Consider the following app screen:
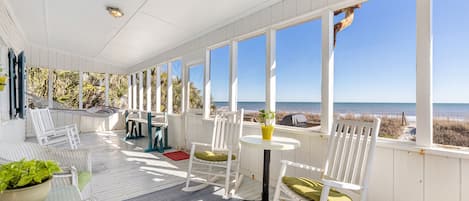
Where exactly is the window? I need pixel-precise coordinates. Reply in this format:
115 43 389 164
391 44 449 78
52 70 79 109
171 60 183 114
333 0 416 140
83 72 105 109
27 67 49 108
276 20 321 128
160 64 168 112
109 74 128 109
188 64 204 110
210 45 230 114
433 0 469 147
237 35 266 122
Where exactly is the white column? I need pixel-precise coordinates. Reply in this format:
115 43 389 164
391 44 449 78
229 41 238 112
79 72 83 109
182 62 188 113
132 73 137 110
203 50 211 118
167 62 173 114
104 73 109 107
48 70 53 108
416 0 433 147
127 74 132 110
266 29 276 114
320 10 334 134
138 71 143 111
146 68 152 112
156 66 161 112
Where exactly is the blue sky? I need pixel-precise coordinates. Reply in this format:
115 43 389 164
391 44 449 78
206 0 469 103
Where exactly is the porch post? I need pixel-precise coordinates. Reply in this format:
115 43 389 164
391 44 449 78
138 71 143 111
266 29 276 115
203 49 211 118
229 41 238 112
146 68 151 112
48 70 53 108
181 61 187 113
104 73 109 106
320 10 334 134
127 74 132 110
132 73 137 110
167 62 173 114
79 71 83 109
156 66 161 112
416 0 433 146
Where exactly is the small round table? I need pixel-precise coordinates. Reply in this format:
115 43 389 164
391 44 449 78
240 135 301 201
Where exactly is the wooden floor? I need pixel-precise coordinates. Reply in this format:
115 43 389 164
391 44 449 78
77 131 267 201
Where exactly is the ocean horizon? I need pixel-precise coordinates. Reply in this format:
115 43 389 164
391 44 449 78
214 102 469 117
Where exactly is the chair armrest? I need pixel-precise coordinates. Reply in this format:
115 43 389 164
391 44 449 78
321 179 362 191
192 142 212 147
281 160 323 173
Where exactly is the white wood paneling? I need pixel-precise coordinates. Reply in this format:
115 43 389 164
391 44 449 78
367 147 394 201
425 155 459 201
394 150 424 201
462 159 469 201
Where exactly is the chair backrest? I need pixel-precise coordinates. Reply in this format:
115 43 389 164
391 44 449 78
322 118 381 188
211 109 244 152
30 108 55 136
150 112 168 125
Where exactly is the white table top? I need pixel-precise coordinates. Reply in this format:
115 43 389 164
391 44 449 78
239 135 300 151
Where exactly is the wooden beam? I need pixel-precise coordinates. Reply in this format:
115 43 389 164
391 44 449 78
203 49 211 118
321 10 334 134
416 0 433 146
138 71 143 111
266 29 276 114
79 71 83 109
229 41 238 112
146 68 151 112
104 73 109 107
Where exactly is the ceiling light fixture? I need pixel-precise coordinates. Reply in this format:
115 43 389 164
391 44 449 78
106 6 124 18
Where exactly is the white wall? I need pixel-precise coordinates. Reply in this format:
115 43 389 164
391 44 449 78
184 115 469 201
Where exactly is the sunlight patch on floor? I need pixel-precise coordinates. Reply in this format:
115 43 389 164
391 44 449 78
121 150 160 159
126 157 179 169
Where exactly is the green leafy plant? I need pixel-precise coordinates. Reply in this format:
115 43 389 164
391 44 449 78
0 159 62 193
258 109 275 126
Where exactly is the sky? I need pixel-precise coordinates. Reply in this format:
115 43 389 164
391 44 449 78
204 0 469 103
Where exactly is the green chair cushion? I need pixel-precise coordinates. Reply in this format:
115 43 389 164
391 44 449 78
78 171 92 191
282 176 352 201
194 151 236 162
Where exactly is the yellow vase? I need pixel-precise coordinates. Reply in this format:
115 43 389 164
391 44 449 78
261 125 274 140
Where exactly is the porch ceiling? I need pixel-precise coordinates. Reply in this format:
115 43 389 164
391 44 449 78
5 0 279 68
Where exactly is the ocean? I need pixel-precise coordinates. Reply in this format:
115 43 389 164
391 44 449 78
214 102 469 117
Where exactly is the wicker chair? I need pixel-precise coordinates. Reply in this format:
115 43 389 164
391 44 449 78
0 143 92 200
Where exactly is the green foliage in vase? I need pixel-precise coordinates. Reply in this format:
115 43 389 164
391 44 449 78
258 109 275 126
0 159 62 193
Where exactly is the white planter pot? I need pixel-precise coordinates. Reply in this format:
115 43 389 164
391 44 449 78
0 178 52 201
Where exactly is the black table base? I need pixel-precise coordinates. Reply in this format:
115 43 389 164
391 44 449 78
262 149 271 201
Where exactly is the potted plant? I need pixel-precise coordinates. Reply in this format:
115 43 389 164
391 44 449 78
258 109 275 140
0 68 7 92
0 159 62 201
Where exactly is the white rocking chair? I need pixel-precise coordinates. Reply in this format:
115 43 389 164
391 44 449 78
273 118 381 201
182 109 244 199
30 108 81 149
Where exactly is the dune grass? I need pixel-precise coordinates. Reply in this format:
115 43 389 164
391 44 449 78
433 119 469 147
